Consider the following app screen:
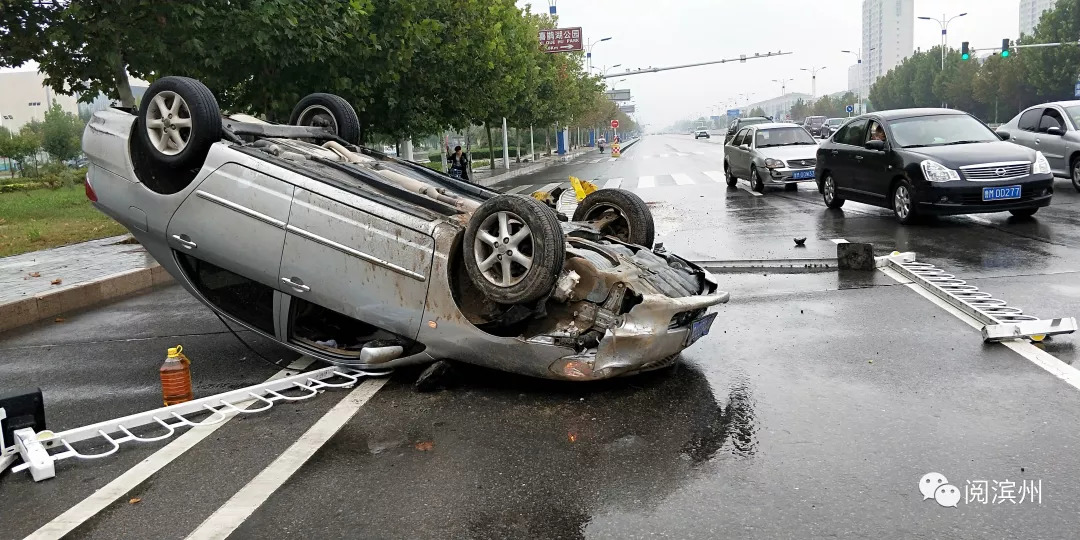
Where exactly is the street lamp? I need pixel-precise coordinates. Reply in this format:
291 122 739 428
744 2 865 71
771 78 794 96
918 12 967 70
841 49 863 113
800 66 826 98
585 37 612 72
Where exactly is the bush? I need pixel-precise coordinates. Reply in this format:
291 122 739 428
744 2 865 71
0 166 86 192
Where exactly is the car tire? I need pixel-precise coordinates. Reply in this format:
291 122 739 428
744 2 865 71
724 161 738 186
822 174 845 208
289 93 361 145
135 76 221 170
750 166 765 192
572 188 655 248
464 195 565 305
1009 208 1039 218
891 179 919 225
1072 156 1080 193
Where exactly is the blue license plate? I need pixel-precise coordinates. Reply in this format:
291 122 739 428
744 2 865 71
791 170 815 180
686 312 718 346
982 185 1021 201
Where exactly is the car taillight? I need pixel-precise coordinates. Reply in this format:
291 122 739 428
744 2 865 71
85 174 97 202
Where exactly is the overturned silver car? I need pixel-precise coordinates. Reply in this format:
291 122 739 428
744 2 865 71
82 76 728 381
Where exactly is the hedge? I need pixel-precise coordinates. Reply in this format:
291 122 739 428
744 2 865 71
428 148 523 162
0 168 87 193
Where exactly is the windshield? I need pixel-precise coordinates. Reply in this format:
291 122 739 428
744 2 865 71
1064 106 1080 130
755 127 817 148
828 119 845 126
888 114 999 148
742 118 769 126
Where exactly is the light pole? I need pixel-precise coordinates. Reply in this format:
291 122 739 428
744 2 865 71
841 49 863 113
771 78 794 96
585 37 612 72
800 66 826 99
918 12 967 71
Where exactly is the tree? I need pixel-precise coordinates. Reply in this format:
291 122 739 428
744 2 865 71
41 102 84 162
748 107 766 117
0 126 42 177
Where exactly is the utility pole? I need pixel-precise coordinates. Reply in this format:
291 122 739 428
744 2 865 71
771 78 793 96
585 37 612 73
800 66 826 98
501 117 510 170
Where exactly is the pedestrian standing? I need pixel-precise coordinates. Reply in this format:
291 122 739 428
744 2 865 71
447 145 470 181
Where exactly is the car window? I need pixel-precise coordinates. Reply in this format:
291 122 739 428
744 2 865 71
888 114 999 148
1018 108 1043 132
755 127 817 147
1040 109 1065 132
732 128 749 146
837 118 868 146
866 120 887 144
1063 105 1080 131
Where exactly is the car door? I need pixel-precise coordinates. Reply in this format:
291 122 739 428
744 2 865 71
726 128 748 175
1037 107 1068 173
278 184 436 341
734 128 754 175
166 162 294 335
827 117 869 198
1010 107 1043 149
849 118 892 202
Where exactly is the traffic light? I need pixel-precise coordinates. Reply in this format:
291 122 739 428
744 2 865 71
1001 38 1011 57
961 42 970 61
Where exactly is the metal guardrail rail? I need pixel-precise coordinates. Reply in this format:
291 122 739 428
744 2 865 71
3 366 388 482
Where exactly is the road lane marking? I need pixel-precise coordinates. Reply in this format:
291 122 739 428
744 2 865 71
672 173 694 185
659 153 670 158
505 184 535 194
607 157 617 162
638 176 656 189
879 267 1080 393
603 178 623 189
538 182 561 193
831 238 849 244
737 183 762 197
675 152 688 157
25 357 317 540
966 215 992 225
703 171 726 183
186 377 389 540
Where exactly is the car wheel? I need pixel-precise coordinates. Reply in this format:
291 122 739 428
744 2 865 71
892 180 918 224
1072 157 1080 193
135 76 221 170
572 188 655 248
822 174 845 208
750 166 765 192
1009 208 1039 218
464 195 565 304
289 93 361 145
724 161 738 186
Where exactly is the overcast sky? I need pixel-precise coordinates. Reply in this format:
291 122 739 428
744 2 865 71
520 0 1022 128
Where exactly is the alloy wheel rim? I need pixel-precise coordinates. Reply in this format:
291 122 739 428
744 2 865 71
473 211 534 287
825 177 834 202
895 186 910 218
145 91 192 156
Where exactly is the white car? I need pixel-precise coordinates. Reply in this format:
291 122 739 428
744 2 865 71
694 129 710 139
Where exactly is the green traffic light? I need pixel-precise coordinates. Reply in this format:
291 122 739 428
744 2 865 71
962 53 970 60
1001 50 1010 57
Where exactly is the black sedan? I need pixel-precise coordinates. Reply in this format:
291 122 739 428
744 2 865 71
815 109 1054 224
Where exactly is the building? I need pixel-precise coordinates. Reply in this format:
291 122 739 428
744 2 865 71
860 0 914 101
740 93 814 122
0 71 80 132
1020 0 1056 37
848 63 862 95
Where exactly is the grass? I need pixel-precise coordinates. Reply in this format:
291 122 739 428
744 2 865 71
0 185 128 257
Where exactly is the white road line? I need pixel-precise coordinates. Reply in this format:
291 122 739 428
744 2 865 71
505 184 535 194
186 377 388 540
26 357 317 540
831 238 850 244
603 178 623 189
672 173 694 185
703 171 726 183
638 176 656 189
966 215 992 225
879 266 1080 393
659 153 670 158
607 157 617 162
737 183 762 197
538 182 561 193
692 151 706 155
675 152 688 157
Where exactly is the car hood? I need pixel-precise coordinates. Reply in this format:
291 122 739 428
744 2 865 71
755 145 819 162
904 141 1036 167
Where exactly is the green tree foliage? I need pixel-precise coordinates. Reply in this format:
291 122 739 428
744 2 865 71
748 107 766 117
0 125 43 177
41 103 84 162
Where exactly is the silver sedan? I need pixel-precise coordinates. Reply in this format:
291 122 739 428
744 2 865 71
723 123 819 192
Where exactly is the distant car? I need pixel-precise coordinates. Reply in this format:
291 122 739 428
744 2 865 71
819 118 847 139
694 128 711 139
724 117 772 143
997 100 1080 192
723 123 819 192
803 116 827 136
816 109 1053 224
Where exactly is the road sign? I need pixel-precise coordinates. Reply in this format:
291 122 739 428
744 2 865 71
1074 81 1080 98
603 89 631 101
619 104 636 114
611 119 620 129
539 27 583 53
726 109 740 118
846 105 855 113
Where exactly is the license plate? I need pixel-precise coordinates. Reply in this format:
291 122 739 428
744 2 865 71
791 170 815 180
982 185 1021 201
686 312 718 346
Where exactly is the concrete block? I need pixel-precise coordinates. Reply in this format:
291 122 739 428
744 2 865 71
837 242 875 271
0 297 40 333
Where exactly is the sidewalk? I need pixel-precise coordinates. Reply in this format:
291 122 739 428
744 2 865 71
470 146 594 187
0 235 170 333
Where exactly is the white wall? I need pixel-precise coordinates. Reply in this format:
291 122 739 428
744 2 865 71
1019 0 1056 37
861 0 914 100
0 71 80 132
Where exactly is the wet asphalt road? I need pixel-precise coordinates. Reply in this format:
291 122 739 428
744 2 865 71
3 134 1080 538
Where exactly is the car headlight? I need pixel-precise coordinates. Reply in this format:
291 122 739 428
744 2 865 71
764 158 785 169
920 160 960 182
1033 151 1052 175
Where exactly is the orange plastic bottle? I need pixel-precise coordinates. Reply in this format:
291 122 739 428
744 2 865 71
160 345 193 406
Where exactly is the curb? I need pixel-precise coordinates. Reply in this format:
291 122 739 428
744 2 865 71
476 149 592 188
0 265 173 334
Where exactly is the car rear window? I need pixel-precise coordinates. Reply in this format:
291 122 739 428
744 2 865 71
755 127 817 147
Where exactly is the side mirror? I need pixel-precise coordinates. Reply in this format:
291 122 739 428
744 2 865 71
864 139 886 151
1046 126 1065 136
997 131 1012 141
739 144 750 151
